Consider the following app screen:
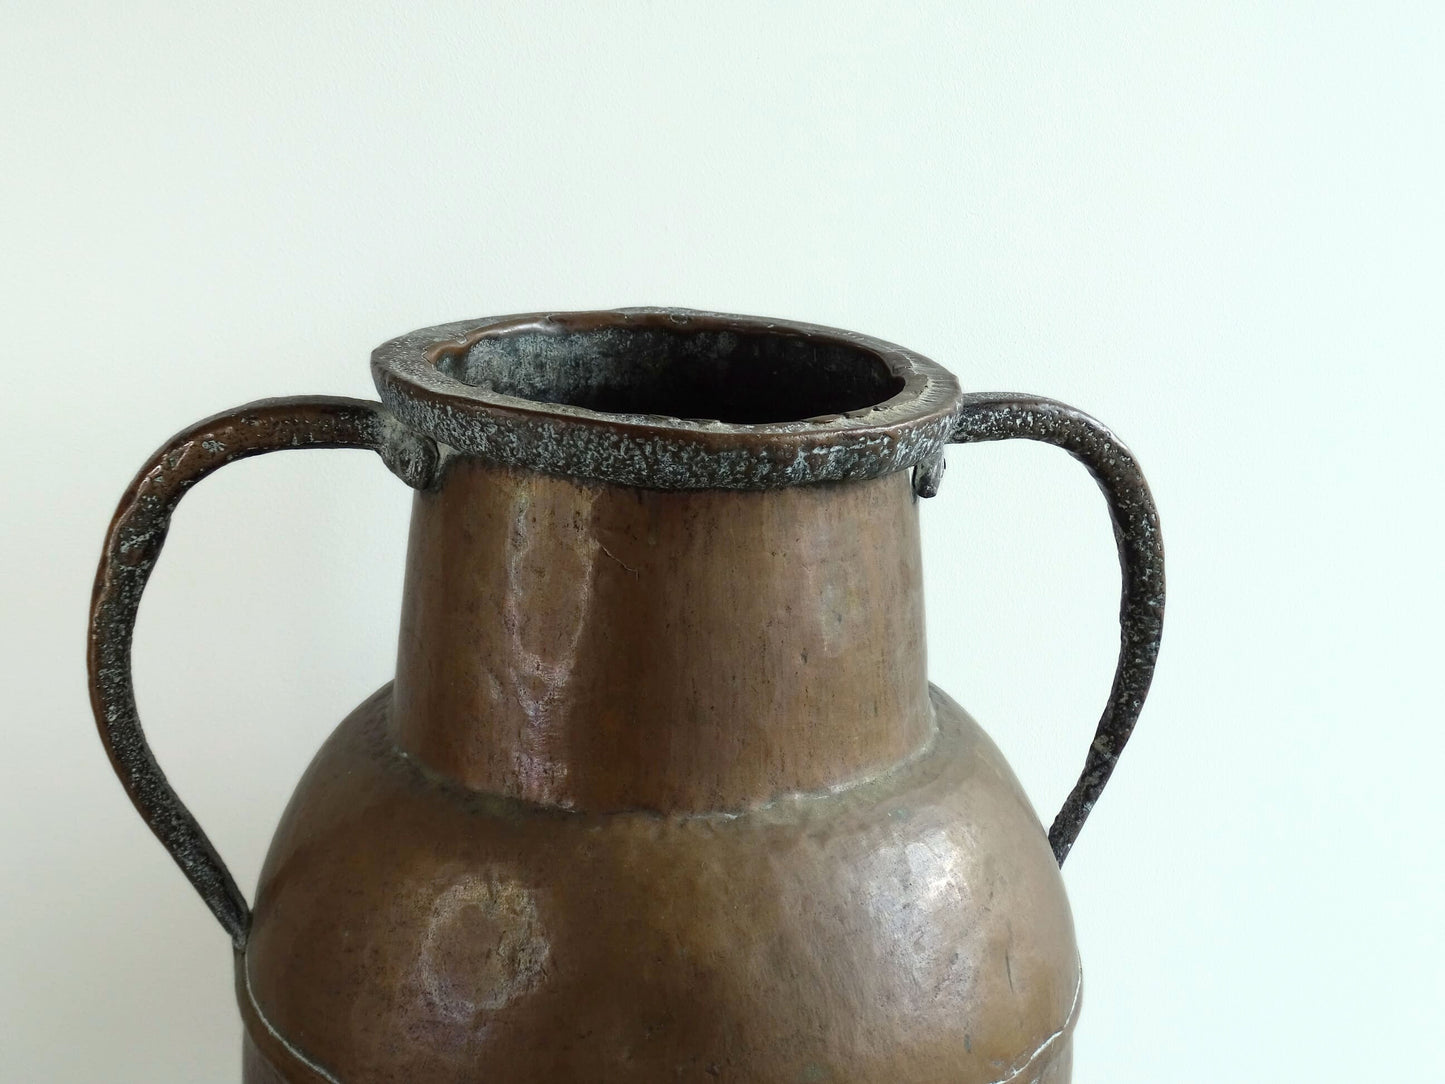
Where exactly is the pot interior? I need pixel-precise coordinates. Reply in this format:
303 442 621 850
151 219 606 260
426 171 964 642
437 324 905 424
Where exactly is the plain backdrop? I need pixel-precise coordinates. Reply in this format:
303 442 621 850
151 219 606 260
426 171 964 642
3 2 1441 1080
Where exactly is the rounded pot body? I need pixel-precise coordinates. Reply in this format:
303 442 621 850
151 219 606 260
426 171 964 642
240 687 1077 1083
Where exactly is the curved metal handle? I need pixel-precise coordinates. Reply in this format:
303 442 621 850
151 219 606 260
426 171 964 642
87 396 438 948
946 394 1165 866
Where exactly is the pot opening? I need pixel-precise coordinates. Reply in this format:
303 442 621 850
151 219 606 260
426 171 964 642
436 323 906 424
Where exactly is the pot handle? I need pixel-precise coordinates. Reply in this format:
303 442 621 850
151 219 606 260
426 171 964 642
87 396 438 948
934 394 1165 867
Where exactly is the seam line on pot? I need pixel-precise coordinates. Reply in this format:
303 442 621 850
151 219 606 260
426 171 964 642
389 698 942 821
680 708 943 822
244 953 344 1083
984 964 1083 1084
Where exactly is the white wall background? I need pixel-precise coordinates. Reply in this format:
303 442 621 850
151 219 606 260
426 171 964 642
3 2 1441 1080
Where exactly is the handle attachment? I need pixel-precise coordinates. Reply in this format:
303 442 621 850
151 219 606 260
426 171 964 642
87 396 439 948
947 394 1165 866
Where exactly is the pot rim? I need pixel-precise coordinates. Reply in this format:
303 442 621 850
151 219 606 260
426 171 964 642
372 307 962 491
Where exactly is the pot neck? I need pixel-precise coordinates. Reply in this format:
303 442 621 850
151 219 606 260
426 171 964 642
390 456 933 814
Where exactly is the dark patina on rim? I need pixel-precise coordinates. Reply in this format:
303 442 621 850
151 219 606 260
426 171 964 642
371 308 962 490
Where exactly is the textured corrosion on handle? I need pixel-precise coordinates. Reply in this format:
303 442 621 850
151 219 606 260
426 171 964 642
949 394 1165 866
87 396 438 948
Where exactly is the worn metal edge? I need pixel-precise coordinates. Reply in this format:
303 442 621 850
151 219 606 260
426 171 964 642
371 308 963 491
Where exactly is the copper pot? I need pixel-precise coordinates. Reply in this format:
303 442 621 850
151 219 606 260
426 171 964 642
88 310 1164 1083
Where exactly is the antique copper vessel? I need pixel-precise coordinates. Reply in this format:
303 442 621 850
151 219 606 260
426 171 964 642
88 309 1164 1082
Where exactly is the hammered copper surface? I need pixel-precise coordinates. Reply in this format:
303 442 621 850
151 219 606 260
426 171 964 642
236 462 1077 1079
245 686 1078 1082
392 460 933 811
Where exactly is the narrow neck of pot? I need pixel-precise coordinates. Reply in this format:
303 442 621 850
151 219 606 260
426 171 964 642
390 455 934 814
